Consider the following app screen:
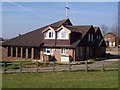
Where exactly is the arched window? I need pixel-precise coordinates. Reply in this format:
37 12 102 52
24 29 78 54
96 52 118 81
44 29 55 39
49 32 53 38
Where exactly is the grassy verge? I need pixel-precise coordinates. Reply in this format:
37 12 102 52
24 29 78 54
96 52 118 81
2 70 118 88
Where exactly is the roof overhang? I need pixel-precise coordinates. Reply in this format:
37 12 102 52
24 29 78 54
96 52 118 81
42 26 55 33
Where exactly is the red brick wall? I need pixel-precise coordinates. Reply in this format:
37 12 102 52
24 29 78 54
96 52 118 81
1 46 7 60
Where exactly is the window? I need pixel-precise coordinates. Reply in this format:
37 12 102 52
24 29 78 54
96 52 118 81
18 47 21 57
88 34 94 41
44 48 53 55
23 48 26 58
57 29 68 39
13 47 16 57
44 29 55 39
8 47 11 57
28 48 32 58
61 48 66 55
88 34 91 41
91 34 94 41
49 32 53 38
61 30 66 38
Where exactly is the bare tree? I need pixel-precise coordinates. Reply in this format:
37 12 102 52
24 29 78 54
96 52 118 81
110 24 118 36
100 25 109 35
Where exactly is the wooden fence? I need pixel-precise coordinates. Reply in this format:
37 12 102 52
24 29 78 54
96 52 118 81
1 60 118 74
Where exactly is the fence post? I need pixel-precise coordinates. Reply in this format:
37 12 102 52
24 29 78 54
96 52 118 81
85 61 88 72
102 61 105 72
3 62 6 74
69 60 71 71
36 61 39 73
20 62 23 73
53 61 55 71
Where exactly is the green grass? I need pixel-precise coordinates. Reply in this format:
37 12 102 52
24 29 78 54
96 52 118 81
2 71 118 88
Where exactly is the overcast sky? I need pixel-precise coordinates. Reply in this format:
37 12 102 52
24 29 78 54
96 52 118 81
2 2 118 39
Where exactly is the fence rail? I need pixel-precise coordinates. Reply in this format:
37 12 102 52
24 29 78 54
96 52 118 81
1 60 118 74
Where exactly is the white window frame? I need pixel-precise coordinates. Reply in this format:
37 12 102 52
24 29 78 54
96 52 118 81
57 29 69 39
44 29 55 39
61 48 66 55
44 48 53 55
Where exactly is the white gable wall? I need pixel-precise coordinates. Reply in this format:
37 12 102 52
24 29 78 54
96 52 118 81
44 28 55 39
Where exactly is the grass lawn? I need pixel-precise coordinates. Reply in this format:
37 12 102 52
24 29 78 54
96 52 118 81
2 70 118 88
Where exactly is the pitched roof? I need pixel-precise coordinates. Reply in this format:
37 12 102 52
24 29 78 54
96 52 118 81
3 19 72 47
94 27 99 32
65 25 92 37
50 18 72 28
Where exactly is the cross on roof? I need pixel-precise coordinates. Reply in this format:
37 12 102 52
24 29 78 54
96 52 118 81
65 3 70 18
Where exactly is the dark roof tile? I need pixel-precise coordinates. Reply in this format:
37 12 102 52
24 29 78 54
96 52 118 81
3 19 72 47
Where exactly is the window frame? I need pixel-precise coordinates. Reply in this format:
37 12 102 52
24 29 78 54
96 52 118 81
44 29 55 39
61 48 66 55
57 29 69 39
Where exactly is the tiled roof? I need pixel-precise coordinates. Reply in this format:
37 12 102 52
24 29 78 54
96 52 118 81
2 18 105 48
2 19 72 47
65 25 92 37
